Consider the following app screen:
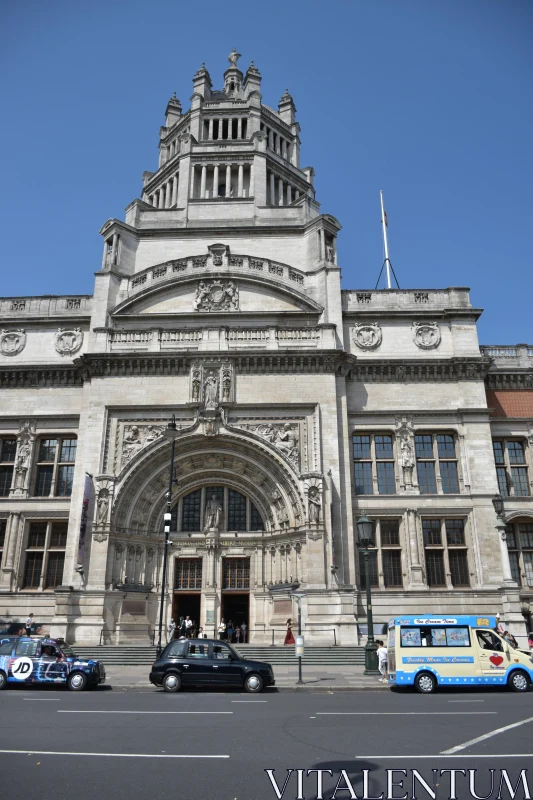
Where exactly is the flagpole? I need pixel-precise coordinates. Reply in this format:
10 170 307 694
380 190 391 289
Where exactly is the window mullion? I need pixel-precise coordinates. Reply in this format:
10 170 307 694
371 437 378 495
434 436 443 495
442 521 453 589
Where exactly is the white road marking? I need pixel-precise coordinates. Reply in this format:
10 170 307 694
231 700 267 703
448 699 485 703
316 712 496 716
0 750 229 759
356 754 533 759
57 710 232 715
440 715 533 754
23 699 60 702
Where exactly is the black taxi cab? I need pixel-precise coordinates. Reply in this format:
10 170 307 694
0 636 105 691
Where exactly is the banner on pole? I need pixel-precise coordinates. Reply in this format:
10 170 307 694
77 473 93 564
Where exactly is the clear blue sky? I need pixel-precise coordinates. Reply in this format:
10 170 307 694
1 0 532 343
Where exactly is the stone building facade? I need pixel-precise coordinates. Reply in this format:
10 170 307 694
0 52 531 645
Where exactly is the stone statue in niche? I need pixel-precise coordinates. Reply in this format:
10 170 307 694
97 489 109 526
308 486 321 524
203 493 222 532
395 416 417 491
221 367 232 402
400 437 415 469
191 367 201 402
203 371 219 409
326 243 334 262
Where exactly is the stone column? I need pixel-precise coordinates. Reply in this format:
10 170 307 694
213 164 219 197
237 118 243 139
269 172 275 205
238 164 244 197
278 177 284 205
295 188 300 200
200 165 207 199
190 166 196 199
110 233 118 265
225 164 232 197
208 118 213 140
318 228 324 261
286 184 292 204
171 174 178 206
406 509 425 588
249 163 254 197
0 512 21 590
165 182 172 208
159 188 166 209
268 129 274 150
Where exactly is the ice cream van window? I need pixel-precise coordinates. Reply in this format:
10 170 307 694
400 626 471 647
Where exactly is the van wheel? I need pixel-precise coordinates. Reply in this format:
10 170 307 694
508 670 529 692
0 670 7 690
244 673 263 693
163 673 181 693
67 672 88 692
414 672 437 694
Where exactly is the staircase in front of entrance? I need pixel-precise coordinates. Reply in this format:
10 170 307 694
73 645 366 667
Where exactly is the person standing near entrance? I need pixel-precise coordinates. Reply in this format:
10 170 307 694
25 613 33 637
178 616 186 638
167 618 176 643
218 619 226 640
240 621 247 643
227 620 234 643
185 616 193 638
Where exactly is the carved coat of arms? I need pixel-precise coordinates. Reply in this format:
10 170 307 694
193 280 239 312
352 323 382 350
412 322 441 350
55 328 84 356
0 329 26 356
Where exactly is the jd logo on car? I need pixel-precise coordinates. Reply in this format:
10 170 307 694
11 657 33 680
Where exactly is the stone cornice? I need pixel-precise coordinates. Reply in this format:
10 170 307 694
345 357 492 383
486 371 533 390
0 365 82 388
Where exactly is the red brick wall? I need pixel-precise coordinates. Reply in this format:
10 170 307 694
486 389 533 418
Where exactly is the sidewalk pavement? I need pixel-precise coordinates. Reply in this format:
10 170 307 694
102 664 390 691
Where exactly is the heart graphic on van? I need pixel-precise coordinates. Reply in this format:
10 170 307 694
489 655 504 667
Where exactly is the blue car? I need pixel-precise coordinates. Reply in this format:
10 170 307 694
0 636 105 691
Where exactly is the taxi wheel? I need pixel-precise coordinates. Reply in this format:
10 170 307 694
508 670 530 693
414 671 437 694
244 673 263 693
67 671 88 692
163 673 181 693
0 670 7 690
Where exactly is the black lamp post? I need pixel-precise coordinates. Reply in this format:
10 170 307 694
356 514 380 675
156 416 180 657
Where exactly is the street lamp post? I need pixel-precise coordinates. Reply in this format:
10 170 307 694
356 514 380 676
292 590 305 685
156 416 180 657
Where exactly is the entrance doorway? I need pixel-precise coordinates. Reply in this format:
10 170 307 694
221 593 249 643
172 593 201 636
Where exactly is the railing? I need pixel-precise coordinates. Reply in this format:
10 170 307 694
99 627 157 646
198 627 339 646
111 330 152 344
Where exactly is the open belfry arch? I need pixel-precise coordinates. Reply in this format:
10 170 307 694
0 49 529 646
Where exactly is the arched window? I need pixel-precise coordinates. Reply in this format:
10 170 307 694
173 486 265 533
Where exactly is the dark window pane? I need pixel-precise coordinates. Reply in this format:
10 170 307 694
355 462 373 494
418 462 437 494
45 553 65 589
377 462 395 494
228 490 247 531
440 462 459 493
359 550 378 588
508 551 521 585
493 441 505 464
507 441 525 465
60 439 77 462
511 467 529 497
381 520 400 546
35 466 53 496
425 550 446 587
175 558 202 590
353 435 371 459
505 525 517 549
415 435 433 459
182 490 201 532
23 552 43 588
170 504 178 531
437 435 456 459
28 522 47 548
375 435 393 458
524 553 533 587
39 439 57 462
250 502 264 531
383 550 403 587
496 466 510 496
518 524 533 549
1 439 17 462
0 518 6 548
56 465 74 496
0 466 13 497
223 558 250 589
445 519 465 546
422 519 442 546
449 550 470 587
50 522 68 548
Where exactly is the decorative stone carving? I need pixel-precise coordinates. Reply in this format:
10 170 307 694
208 243 228 267
203 370 219 409
190 361 234 409
193 280 239 312
115 543 124 557
204 454 223 469
232 458 246 474
307 486 321 523
96 489 109 526
412 321 441 350
248 422 300 467
352 323 382 350
204 492 223 533
121 424 165 467
12 420 35 495
55 328 84 356
0 329 26 357
395 416 417 493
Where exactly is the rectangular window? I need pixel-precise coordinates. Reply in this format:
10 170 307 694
445 519 465 546
39 439 57 462
50 522 68 548
23 552 43 588
28 522 47 548
56 465 75 497
383 550 402 587
496 467 510 496
0 466 13 497
425 550 446 587
175 558 202 590
45 553 65 589
353 435 371 459
381 520 400 546
518 524 533 548
250 503 264 531
415 435 433 459
423 519 442 546
0 438 16 462
493 439 530 498
377 462 395 494
493 441 505 464
60 439 77 462
354 462 373 495
375 435 393 459
35 466 53 497
359 550 378 589
449 549 470 587
223 558 250 589
436 434 456 459
507 441 525 464
34 436 77 498
423 517 469 588
440 461 459 494
418 461 437 494
524 552 533 587
182 490 201 532
508 551 522 585
228 490 247 531
511 467 530 497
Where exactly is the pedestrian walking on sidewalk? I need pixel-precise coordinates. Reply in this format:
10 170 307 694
284 618 295 645
218 619 226 640
376 639 388 682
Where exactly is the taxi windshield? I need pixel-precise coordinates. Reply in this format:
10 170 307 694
60 644 78 658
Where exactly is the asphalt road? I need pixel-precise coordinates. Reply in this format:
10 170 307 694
1 685 532 800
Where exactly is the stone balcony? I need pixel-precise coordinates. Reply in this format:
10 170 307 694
0 295 92 320
342 287 474 314
480 344 533 370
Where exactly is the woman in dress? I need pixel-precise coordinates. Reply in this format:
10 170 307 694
227 620 234 643
284 618 295 645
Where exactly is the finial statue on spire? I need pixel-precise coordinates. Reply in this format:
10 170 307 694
228 48 241 67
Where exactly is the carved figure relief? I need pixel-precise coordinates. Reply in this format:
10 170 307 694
248 422 300 467
190 362 234 409
412 322 441 350
307 486 321 523
352 323 382 350
121 424 165 467
55 328 83 356
191 367 201 402
193 280 239 312
395 416 417 492
204 493 223 532
96 489 109 525
203 371 219 409
0 329 26 357
13 420 35 494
